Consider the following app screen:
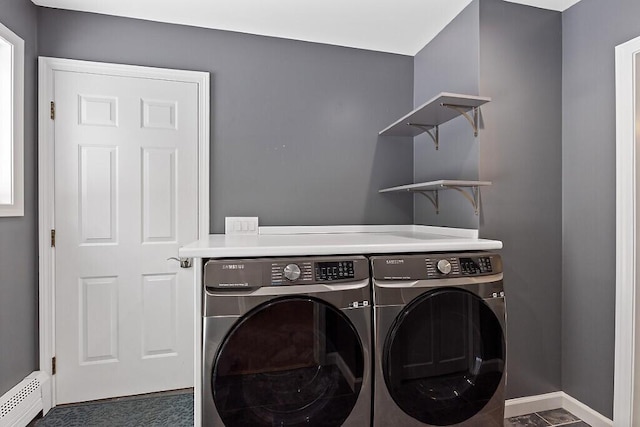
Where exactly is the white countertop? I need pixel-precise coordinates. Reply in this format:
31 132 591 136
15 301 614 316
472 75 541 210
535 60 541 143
179 225 502 258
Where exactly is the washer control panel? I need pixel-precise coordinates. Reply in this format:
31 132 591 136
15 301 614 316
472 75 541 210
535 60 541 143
204 256 368 289
372 252 501 281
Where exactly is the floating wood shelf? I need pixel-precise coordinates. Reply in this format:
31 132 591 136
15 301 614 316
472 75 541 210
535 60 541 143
379 92 491 149
379 180 491 215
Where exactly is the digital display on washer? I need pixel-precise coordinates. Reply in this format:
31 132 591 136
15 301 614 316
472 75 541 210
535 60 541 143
316 261 355 281
460 257 493 274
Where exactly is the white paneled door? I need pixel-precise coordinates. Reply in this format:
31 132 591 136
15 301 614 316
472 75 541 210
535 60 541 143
53 69 199 403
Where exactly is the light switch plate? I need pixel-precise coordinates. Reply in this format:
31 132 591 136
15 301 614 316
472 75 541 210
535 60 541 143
225 217 259 235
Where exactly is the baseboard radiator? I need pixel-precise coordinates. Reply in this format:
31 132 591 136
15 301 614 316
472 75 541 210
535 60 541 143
0 372 51 427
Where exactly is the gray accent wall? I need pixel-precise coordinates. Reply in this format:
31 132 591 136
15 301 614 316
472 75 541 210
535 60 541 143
413 1 480 230
37 8 415 233
413 0 563 399
478 0 562 399
562 0 640 418
0 0 39 396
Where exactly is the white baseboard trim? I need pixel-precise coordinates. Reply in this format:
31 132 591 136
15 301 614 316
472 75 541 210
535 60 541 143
562 393 613 427
505 391 613 427
0 371 51 427
505 392 565 418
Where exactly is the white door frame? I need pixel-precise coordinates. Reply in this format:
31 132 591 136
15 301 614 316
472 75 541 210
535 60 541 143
614 35 640 426
37 57 210 407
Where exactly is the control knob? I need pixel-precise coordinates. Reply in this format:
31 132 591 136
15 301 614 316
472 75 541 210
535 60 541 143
283 264 301 281
436 259 452 275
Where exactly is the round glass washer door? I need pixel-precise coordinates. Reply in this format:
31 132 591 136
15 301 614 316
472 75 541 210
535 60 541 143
212 296 365 427
383 287 505 426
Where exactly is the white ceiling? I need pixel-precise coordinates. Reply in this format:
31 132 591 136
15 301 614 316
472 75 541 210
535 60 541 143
30 0 582 56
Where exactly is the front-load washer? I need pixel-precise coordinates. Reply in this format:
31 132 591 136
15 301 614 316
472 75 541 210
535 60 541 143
202 255 371 427
371 252 506 427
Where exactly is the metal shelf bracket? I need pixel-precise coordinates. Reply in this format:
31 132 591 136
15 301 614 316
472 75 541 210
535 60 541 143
408 123 439 150
416 190 439 214
441 103 480 137
442 184 481 215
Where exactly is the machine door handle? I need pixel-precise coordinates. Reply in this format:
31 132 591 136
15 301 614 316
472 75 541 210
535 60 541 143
167 257 192 268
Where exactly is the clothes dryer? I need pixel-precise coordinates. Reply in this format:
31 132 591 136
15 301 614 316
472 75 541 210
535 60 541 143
202 255 371 427
371 252 506 427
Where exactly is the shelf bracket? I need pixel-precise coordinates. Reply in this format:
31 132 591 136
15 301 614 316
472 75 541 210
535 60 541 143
408 123 439 150
442 185 481 215
441 103 480 137
415 190 439 214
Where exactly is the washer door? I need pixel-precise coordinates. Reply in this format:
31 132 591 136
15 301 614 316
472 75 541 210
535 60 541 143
212 297 365 427
384 288 505 426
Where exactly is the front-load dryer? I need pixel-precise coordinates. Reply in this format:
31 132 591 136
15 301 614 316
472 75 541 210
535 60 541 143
371 252 506 427
202 255 371 427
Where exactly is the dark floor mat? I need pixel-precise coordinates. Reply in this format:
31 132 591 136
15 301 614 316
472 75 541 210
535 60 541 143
35 391 193 427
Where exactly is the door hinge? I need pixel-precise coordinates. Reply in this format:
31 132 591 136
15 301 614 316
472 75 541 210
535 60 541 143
50 101 55 120
51 229 55 247
52 357 56 375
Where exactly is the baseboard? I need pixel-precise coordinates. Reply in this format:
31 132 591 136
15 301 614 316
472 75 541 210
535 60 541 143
562 393 613 427
504 392 565 418
505 391 613 427
0 371 51 427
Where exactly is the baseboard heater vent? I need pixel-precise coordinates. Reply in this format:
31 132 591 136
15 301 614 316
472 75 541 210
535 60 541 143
0 372 50 427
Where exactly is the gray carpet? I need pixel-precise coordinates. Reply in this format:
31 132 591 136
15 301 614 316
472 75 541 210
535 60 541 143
34 390 193 427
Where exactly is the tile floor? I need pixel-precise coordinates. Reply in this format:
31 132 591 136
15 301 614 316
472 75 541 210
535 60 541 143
506 408 590 426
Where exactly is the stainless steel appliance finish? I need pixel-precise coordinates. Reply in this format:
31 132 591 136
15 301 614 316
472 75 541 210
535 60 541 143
371 252 506 427
202 255 371 427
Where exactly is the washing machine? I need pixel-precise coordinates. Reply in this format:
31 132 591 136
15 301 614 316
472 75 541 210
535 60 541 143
202 255 371 426
371 252 506 427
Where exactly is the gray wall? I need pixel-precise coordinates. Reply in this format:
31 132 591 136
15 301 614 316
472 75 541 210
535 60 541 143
37 8 415 233
478 0 562 399
413 0 563 399
562 0 640 418
0 0 39 396
413 1 481 229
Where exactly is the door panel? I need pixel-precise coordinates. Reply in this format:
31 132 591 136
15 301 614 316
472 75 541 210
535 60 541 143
79 145 118 244
142 148 177 243
80 276 118 363
141 273 178 358
54 69 199 403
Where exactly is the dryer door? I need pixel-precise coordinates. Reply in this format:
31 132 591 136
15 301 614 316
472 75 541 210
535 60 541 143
212 296 365 427
383 287 505 426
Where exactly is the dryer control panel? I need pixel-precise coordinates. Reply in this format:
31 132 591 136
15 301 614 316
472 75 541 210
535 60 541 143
316 260 356 281
372 252 502 281
204 256 369 289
